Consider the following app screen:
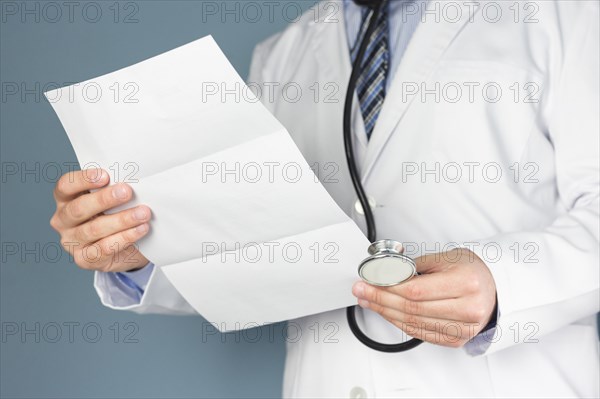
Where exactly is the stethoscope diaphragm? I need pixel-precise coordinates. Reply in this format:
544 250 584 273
358 240 417 287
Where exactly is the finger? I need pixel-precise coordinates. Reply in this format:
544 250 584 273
358 300 480 339
387 272 465 301
353 282 474 320
75 223 150 271
59 183 133 228
385 317 469 348
54 169 109 202
72 205 151 244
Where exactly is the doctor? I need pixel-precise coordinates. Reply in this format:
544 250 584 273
50 0 599 397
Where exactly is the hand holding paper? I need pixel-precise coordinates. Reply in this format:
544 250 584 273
49 168 152 273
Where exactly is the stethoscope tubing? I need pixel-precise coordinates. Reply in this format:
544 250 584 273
343 0 423 353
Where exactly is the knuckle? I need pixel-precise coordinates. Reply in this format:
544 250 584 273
121 228 138 245
97 188 114 209
73 224 88 244
81 243 103 264
405 300 421 315
468 306 486 322
97 240 113 258
72 251 89 269
98 261 114 273
119 211 134 230
404 283 422 300
371 288 382 304
362 285 374 302
87 220 102 240
120 242 138 259
82 168 104 184
77 222 97 244
377 303 392 317
55 173 72 195
370 301 384 314
49 215 60 231
65 200 84 220
70 226 86 245
403 313 418 327
466 275 481 293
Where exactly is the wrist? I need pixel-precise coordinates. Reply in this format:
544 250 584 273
122 255 150 273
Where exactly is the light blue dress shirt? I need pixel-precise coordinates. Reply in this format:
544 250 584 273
110 261 154 303
104 0 496 354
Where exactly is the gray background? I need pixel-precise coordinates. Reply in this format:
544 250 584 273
0 1 317 397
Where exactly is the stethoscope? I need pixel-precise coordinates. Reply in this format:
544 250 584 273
344 0 423 352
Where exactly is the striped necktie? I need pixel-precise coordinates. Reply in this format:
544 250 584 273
351 2 390 140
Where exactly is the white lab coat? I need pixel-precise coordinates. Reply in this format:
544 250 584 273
95 1 599 397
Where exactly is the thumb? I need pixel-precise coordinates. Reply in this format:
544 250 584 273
413 252 447 274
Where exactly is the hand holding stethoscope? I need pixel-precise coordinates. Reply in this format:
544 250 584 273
344 0 497 352
351 246 498 349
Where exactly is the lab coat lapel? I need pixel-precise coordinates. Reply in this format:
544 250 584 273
361 1 481 182
312 3 370 169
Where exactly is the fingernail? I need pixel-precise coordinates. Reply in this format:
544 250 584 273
84 169 104 183
96 170 109 184
113 185 128 199
353 282 365 298
358 299 369 309
135 223 148 233
133 207 148 221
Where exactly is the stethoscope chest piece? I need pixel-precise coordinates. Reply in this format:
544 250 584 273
358 240 416 286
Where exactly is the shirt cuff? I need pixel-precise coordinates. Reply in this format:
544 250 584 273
96 263 155 307
464 299 500 356
118 262 155 292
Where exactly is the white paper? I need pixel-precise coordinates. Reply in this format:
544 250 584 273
46 36 370 331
